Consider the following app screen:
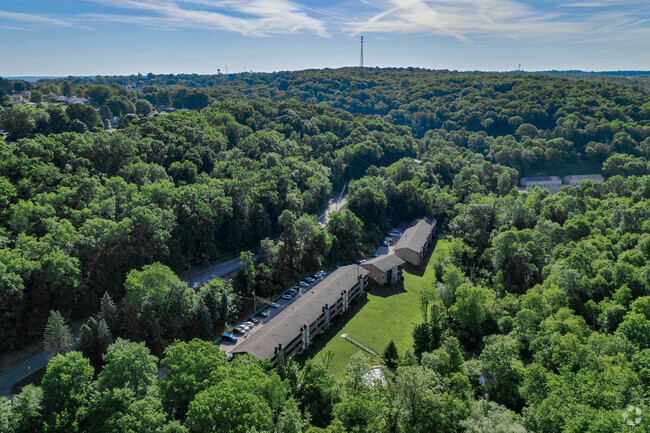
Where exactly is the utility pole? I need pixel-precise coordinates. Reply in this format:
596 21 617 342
253 290 257 313
188 264 192 288
360 36 364 67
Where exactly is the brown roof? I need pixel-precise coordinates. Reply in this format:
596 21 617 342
394 219 435 254
231 265 369 361
363 254 405 273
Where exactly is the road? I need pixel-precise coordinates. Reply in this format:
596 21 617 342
0 194 347 397
317 194 348 226
0 338 79 398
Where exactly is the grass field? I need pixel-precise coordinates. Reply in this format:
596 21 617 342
299 238 452 375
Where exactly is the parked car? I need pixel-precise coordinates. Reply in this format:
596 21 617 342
299 281 309 287
310 274 319 279
269 302 280 308
288 288 298 295
249 317 261 324
282 294 293 300
256 310 270 318
317 270 326 276
245 320 256 327
227 354 234 362
305 277 315 283
222 333 237 343
234 326 246 334
239 323 251 331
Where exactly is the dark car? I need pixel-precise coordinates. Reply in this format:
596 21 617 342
222 333 238 343
249 317 261 324
256 310 270 318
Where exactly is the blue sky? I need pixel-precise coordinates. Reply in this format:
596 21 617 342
1 0 649 76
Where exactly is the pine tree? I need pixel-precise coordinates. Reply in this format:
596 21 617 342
96 318 114 360
197 298 213 338
43 310 73 358
121 305 144 342
79 317 99 367
203 291 219 323
383 340 399 369
99 292 119 334
221 291 229 321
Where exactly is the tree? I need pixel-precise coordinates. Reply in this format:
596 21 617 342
66 103 102 129
186 382 273 433
98 338 159 397
0 397 13 433
135 99 153 117
276 398 306 433
106 95 136 117
99 292 119 334
41 351 94 432
383 340 399 369
296 361 338 428
43 310 74 358
0 104 49 140
460 400 528 433
30 90 43 103
450 283 495 346
344 352 371 395
327 210 363 263
11 385 43 433
160 339 227 418
85 84 112 105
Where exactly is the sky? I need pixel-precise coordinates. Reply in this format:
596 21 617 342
1 0 649 77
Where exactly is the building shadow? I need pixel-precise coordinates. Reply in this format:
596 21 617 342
367 279 407 298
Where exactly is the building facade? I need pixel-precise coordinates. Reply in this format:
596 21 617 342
231 265 369 368
362 254 405 285
520 176 562 192
563 174 605 187
394 218 436 266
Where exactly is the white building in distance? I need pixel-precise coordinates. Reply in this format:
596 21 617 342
563 174 605 187
520 176 562 193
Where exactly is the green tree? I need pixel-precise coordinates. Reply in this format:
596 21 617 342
98 338 158 397
159 339 227 419
41 351 94 433
383 340 399 369
11 385 43 433
186 382 273 433
43 310 74 358
135 99 153 117
66 103 102 129
30 90 43 103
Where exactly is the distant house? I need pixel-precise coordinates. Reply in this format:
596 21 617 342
520 176 562 193
394 218 436 266
68 97 89 104
56 96 68 103
362 254 405 285
11 94 23 104
231 265 369 368
563 174 604 187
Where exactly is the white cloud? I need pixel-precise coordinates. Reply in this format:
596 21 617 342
0 10 81 28
80 0 329 37
340 0 650 45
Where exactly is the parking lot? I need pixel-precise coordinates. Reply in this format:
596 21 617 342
217 224 407 356
217 269 334 354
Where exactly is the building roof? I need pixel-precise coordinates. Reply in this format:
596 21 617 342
363 254 405 273
521 176 562 183
232 265 369 361
394 219 435 254
563 174 604 183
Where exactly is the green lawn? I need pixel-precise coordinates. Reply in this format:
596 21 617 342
299 238 451 375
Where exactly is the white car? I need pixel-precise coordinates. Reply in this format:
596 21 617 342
299 281 309 287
